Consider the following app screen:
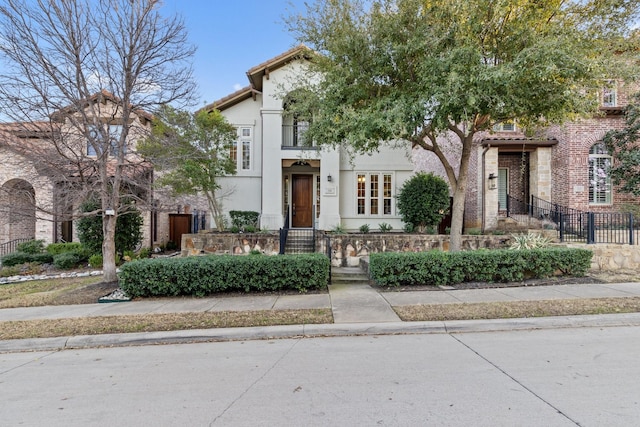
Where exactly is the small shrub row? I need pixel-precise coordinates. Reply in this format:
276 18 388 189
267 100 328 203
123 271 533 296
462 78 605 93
46 242 83 255
1 240 91 269
369 248 593 287
119 253 330 298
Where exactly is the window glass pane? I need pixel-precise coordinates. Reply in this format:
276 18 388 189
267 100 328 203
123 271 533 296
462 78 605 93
230 141 237 162
242 140 250 170
589 144 611 204
357 174 366 215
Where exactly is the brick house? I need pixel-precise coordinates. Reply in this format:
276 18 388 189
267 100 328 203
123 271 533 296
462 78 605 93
415 80 637 232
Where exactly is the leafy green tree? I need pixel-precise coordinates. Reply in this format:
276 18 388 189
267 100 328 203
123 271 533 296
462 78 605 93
603 93 640 196
77 198 143 256
138 106 237 231
397 173 450 233
286 0 640 251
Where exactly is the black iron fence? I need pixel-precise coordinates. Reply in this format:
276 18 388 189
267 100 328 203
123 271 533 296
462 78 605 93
559 212 638 244
506 194 639 245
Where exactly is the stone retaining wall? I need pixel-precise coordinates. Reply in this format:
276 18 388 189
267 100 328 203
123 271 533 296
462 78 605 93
181 232 640 272
181 231 514 266
323 234 513 267
562 243 640 272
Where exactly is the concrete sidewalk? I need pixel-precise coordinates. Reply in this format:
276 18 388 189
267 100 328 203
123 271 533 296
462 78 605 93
3 274 640 353
2 280 640 324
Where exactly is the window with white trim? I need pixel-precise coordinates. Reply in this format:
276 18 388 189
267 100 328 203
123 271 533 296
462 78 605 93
356 172 394 215
492 120 516 132
602 80 617 107
589 142 611 205
236 127 252 171
87 124 124 156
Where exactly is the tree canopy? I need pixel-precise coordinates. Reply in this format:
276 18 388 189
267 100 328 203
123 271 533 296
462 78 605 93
138 107 237 231
287 0 640 250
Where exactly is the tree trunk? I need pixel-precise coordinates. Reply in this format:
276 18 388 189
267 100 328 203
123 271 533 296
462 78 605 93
448 133 475 252
102 214 118 282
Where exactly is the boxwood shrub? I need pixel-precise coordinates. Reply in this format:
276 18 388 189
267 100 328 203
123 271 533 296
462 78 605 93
369 248 592 287
46 242 83 255
119 253 330 298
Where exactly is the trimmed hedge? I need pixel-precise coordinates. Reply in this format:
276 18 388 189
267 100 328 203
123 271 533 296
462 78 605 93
46 242 83 255
369 248 593 287
1 251 54 267
119 253 330 298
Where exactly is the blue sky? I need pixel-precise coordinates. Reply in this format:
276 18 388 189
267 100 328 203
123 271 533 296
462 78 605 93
162 0 308 108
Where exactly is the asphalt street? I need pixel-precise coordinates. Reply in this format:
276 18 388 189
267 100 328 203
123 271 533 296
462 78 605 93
2 324 639 426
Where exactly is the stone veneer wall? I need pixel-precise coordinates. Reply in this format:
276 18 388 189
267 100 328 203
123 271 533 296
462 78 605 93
322 234 513 267
182 232 640 272
181 231 513 266
562 243 640 272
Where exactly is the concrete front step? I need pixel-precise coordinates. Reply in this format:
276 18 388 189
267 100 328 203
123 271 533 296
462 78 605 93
331 267 369 284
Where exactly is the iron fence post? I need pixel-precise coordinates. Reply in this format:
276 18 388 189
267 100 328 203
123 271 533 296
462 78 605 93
587 212 595 244
630 213 634 245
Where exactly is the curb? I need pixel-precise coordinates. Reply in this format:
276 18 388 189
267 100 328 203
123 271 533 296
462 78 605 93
3 312 640 354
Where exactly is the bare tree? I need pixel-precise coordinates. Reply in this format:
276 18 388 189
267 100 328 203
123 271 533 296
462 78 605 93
0 0 196 281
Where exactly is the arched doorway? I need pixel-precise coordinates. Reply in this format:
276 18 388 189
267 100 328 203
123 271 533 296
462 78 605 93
0 179 36 243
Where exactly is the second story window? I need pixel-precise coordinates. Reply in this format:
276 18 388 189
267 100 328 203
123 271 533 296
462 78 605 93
602 80 617 107
492 120 516 132
87 124 124 156
234 127 252 171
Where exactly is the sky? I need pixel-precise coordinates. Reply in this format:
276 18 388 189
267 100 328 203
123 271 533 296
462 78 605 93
161 0 308 108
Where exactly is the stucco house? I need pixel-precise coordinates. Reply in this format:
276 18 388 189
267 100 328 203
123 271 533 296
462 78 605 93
208 46 637 237
203 46 414 233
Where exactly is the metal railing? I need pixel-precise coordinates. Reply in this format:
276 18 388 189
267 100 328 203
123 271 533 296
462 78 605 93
506 194 639 245
0 238 32 257
279 206 317 254
559 212 638 244
282 124 317 149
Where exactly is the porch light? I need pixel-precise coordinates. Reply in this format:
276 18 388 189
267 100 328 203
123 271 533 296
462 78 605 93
327 174 332 182
488 173 497 190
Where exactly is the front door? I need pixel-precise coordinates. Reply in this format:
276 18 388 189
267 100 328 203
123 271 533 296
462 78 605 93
169 214 192 249
292 174 313 228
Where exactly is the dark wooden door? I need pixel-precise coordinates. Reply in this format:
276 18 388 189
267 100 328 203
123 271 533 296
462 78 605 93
292 174 313 228
169 214 192 248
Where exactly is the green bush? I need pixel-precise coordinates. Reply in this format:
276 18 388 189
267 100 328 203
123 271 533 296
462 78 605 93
138 247 152 259
378 223 393 233
396 172 450 233
31 253 54 264
369 248 593 287
17 240 45 254
46 242 83 255
0 266 20 277
77 198 143 255
53 251 86 269
229 210 260 231
88 254 104 268
1 252 33 267
119 253 329 298
359 224 370 233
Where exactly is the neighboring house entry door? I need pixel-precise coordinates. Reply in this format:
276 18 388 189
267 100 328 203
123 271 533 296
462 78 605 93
169 213 192 249
292 174 313 228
